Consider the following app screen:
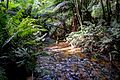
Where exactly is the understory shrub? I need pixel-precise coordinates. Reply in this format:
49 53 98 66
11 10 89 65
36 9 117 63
0 67 7 80
13 47 36 73
0 3 47 79
66 20 120 61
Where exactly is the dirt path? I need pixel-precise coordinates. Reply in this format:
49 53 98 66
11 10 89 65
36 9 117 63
35 41 119 80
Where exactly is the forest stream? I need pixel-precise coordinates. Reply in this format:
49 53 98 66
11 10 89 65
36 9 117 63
35 41 120 80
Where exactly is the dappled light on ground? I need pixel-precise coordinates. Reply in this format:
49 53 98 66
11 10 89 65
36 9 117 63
35 41 120 80
45 41 85 57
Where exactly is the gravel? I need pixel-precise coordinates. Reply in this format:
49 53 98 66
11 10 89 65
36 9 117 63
35 47 120 80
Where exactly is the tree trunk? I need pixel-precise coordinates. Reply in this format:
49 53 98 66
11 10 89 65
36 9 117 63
70 0 83 32
6 0 9 9
71 13 78 32
100 0 106 20
106 0 111 25
116 0 119 22
75 0 83 30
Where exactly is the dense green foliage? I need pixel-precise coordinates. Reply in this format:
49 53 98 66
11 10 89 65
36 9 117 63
0 0 120 79
66 0 120 61
0 1 48 79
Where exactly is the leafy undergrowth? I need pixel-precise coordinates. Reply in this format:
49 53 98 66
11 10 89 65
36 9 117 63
34 41 120 80
66 21 120 62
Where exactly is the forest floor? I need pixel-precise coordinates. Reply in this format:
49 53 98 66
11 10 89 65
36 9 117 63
35 41 120 80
